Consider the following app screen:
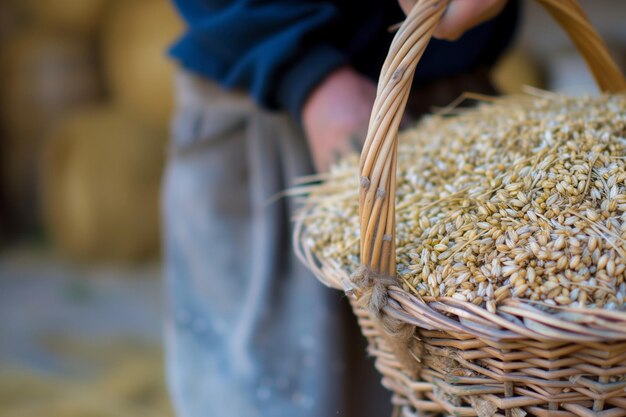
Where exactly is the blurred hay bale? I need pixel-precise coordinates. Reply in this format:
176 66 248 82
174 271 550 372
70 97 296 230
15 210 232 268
0 0 19 38
0 29 101 233
490 47 545 94
42 106 165 262
14 0 107 35
102 0 183 130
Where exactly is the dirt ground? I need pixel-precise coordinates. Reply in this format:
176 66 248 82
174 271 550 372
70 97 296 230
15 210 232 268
0 247 173 417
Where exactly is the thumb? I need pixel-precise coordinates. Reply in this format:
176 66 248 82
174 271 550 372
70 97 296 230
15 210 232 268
433 0 507 41
398 0 417 15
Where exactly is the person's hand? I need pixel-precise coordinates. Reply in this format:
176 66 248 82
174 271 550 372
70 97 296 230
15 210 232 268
302 66 376 173
398 0 508 41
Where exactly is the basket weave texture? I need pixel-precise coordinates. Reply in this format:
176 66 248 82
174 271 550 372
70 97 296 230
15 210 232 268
295 0 626 416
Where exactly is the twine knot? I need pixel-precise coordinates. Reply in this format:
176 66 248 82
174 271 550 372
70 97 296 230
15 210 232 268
350 265 422 375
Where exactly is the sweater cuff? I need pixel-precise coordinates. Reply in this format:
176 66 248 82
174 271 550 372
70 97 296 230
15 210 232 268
275 45 349 124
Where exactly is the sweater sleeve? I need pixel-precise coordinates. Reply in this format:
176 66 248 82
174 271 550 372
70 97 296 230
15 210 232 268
170 0 350 121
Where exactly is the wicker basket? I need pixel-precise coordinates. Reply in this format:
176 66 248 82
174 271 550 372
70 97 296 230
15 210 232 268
295 0 626 415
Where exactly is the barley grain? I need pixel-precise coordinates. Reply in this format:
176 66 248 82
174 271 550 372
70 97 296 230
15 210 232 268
300 94 626 311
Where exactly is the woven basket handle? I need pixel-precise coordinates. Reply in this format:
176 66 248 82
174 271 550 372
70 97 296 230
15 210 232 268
359 0 626 277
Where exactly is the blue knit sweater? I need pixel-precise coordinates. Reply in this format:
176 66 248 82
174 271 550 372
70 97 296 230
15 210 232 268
170 0 518 121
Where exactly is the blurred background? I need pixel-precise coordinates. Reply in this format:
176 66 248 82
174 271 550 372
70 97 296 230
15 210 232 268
0 0 180 415
0 0 623 416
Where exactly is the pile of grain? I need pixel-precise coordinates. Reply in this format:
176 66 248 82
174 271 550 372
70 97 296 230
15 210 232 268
301 93 626 312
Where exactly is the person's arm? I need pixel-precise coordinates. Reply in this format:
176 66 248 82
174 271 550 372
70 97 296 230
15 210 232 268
303 0 514 173
171 0 515 173
170 0 350 122
171 0 378 172
302 66 376 172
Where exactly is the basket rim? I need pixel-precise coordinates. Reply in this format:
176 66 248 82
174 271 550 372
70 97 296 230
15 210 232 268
294 204 626 343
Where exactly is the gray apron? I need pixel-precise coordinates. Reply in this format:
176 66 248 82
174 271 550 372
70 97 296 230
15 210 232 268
162 71 390 417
